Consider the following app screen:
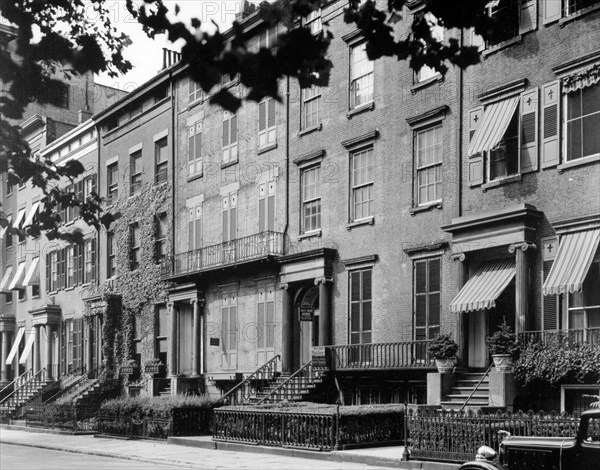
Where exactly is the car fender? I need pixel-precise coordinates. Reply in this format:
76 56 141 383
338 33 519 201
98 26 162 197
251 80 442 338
457 460 507 470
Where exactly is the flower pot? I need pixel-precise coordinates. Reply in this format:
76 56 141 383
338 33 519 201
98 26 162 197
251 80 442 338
435 357 457 373
492 354 513 372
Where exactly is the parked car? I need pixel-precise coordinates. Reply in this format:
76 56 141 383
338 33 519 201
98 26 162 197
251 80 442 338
458 409 600 470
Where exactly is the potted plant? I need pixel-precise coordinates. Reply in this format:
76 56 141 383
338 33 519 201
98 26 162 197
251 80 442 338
144 358 165 375
120 358 139 376
486 322 520 372
428 334 459 373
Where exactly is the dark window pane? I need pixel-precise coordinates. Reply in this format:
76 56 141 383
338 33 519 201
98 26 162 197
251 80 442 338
362 269 372 300
415 296 426 327
351 303 360 331
362 301 372 331
428 258 441 291
568 120 582 161
581 84 600 117
415 261 427 294
567 91 581 120
351 272 361 301
583 113 600 158
429 293 440 326
583 260 600 307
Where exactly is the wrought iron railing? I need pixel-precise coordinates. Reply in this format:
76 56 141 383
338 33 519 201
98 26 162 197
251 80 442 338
24 403 98 432
325 340 435 370
164 231 285 276
257 360 321 404
217 355 280 406
45 366 99 404
98 414 172 440
0 368 46 413
408 408 580 463
519 327 600 346
0 369 31 400
459 363 494 412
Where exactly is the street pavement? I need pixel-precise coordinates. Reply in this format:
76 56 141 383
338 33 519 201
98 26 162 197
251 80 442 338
0 427 460 470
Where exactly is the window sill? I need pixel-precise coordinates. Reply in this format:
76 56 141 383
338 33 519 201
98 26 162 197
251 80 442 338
347 102 375 119
482 35 522 58
346 216 375 230
257 142 277 155
411 74 443 94
298 229 322 241
410 201 443 215
298 123 322 137
221 160 238 170
559 4 600 27
482 174 522 191
558 154 600 172
64 287 75 292
187 173 203 183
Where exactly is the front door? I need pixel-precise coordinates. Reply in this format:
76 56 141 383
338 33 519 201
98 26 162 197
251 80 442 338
221 291 238 370
468 310 488 368
298 285 319 367
256 286 275 365
178 304 193 375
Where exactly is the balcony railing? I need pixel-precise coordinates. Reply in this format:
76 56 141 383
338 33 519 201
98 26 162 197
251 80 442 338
325 340 435 371
164 231 284 277
519 328 600 346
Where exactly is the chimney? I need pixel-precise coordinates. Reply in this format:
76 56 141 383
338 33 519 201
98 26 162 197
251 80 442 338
78 108 92 124
162 48 182 70
235 0 257 21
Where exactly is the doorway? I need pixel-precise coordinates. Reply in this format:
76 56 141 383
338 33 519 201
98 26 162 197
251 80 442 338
298 285 319 367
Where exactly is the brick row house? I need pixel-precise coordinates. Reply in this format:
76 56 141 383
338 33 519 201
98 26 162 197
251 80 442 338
1 1 599 412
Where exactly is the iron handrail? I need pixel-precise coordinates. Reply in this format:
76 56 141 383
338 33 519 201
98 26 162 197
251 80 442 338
217 355 280 406
0 369 32 399
256 360 314 405
459 363 494 412
0 368 46 409
44 366 100 404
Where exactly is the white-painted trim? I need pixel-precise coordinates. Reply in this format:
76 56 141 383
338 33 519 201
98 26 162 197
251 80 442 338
105 155 119 166
186 111 204 127
256 166 280 184
185 194 205 208
220 181 240 196
153 129 169 142
129 142 143 154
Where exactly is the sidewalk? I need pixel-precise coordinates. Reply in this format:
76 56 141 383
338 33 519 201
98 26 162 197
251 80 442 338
0 425 459 470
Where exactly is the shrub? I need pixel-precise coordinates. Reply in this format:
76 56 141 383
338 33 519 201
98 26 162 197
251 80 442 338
486 322 520 357
428 334 459 359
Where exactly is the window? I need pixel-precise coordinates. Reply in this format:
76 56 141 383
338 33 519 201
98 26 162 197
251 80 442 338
83 175 97 203
565 0 600 15
414 257 441 342
259 181 276 233
490 110 519 179
155 137 168 184
3 214 13 249
129 223 140 270
188 205 202 251
154 83 168 103
567 247 600 336
257 286 275 353
259 25 278 49
350 42 374 109
221 291 238 368
350 147 374 221
349 268 372 345
301 165 321 233
302 87 321 130
416 65 439 83
15 207 26 243
415 124 443 205
107 162 118 201
50 251 58 292
565 83 600 162
222 193 237 242
0 265 13 297
473 0 536 49
5 173 13 196
222 111 238 164
303 9 322 35
188 122 202 177
188 79 202 103
84 238 96 283
155 212 168 263
543 0 600 23
66 246 75 288
130 150 142 196
107 231 116 278
258 98 276 147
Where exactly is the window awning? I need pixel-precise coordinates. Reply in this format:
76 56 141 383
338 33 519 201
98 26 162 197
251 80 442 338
467 96 520 156
22 201 40 228
8 262 27 290
450 258 516 313
6 327 25 364
23 258 40 287
19 330 36 364
13 207 26 229
543 229 600 296
0 215 13 240
0 266 13 294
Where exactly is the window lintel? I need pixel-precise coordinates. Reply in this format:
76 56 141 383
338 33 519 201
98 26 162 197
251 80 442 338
294 149 325 167
341 130 379 150
477 78 528 105
406 105 448 128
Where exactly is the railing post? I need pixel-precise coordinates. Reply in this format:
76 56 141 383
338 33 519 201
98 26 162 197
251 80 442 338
402 403 410 461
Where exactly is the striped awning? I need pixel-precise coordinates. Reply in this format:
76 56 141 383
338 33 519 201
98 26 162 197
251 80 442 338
6 327 24 365
450 258 516 313
23 257 40 287
543 229 600 296
467 96 520 156
19 330 36 364
0 215 12 240
22 201 40 228
0 266 13 293
8 262 27 290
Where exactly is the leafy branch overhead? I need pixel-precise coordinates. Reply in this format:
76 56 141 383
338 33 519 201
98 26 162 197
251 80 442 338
0 0 506 240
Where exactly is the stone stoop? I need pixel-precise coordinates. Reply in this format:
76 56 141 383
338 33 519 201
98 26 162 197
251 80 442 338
439 372 490 410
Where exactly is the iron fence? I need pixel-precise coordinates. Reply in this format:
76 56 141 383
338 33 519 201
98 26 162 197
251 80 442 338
326 340 435 370
519 327 600 346
24 404 98 432
97 414 172 440
407 408 580 463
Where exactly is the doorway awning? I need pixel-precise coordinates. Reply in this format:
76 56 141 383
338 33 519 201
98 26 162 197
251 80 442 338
450 258 516 313
467 96 519 156
5 327 24 365
543 229 600 296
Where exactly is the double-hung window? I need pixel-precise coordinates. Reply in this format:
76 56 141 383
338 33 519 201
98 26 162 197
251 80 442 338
565 80 600 162
222 192 238 243
415 124 443 206
107 231 116 278
567 247 600 335
130 150 142 196
258 98 276 148
350 147 374 221
155 212 168 264
84 237 96 283
471 0 537 49
107 162 118 201
188 79 202 103
188 122 202 176
301 165 321 233
349 268 372 347
302 87 320 130
543 0 600 23
350 42 374 110
304 9 322 35
222 111 238 164
129 223 140 271
413 257 441 342
155 137 168 184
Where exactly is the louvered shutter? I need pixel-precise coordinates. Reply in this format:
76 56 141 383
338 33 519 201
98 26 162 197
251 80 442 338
267 181 275 231
543 260 558 330
194 206 202 249
46 253 51 293
541 81 560 168
77 244 84 285
195 123 202 174
90 238 97 283
60 322 66 376
543 0 561 24
229 193 237 241
468 107 485 186
519 0 537 34
258 184 266 232
520 87 539 173
222 197 229 242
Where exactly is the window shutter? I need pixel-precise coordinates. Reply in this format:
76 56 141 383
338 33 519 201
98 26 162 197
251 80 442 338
188 126 195 163
222 197 229 242
520 87 539 173
259 101 266 132
188 208 195 250
230 193 237 241
541 80 560 168
468 107 485 186
267 98 276 128
222 115 229 147
258 184 266 232
59 249 66 290
519 0 537 34
542 259 558 330
267 181 275 231
46 253 51 293
91 174 97 195
60 322 66 376
195 123 202 173
77 244 84 285
543 0 561 24
194 206 202 249
90 238 97 283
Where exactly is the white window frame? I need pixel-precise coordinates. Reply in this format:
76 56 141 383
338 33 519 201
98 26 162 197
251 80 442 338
222 111 238 164
350 146 374 222
303 9 322 35
188 78 202 104
301 165 321 233
564 247 600 337
302 86 321 130
129 223 140 271
130 149 142 196
154 137 168 184
188 121 203 176
415 124 443 206
107 231 116 278
258 98 276 148
563 82 600 163
107 161 118 201
349 42 374 110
